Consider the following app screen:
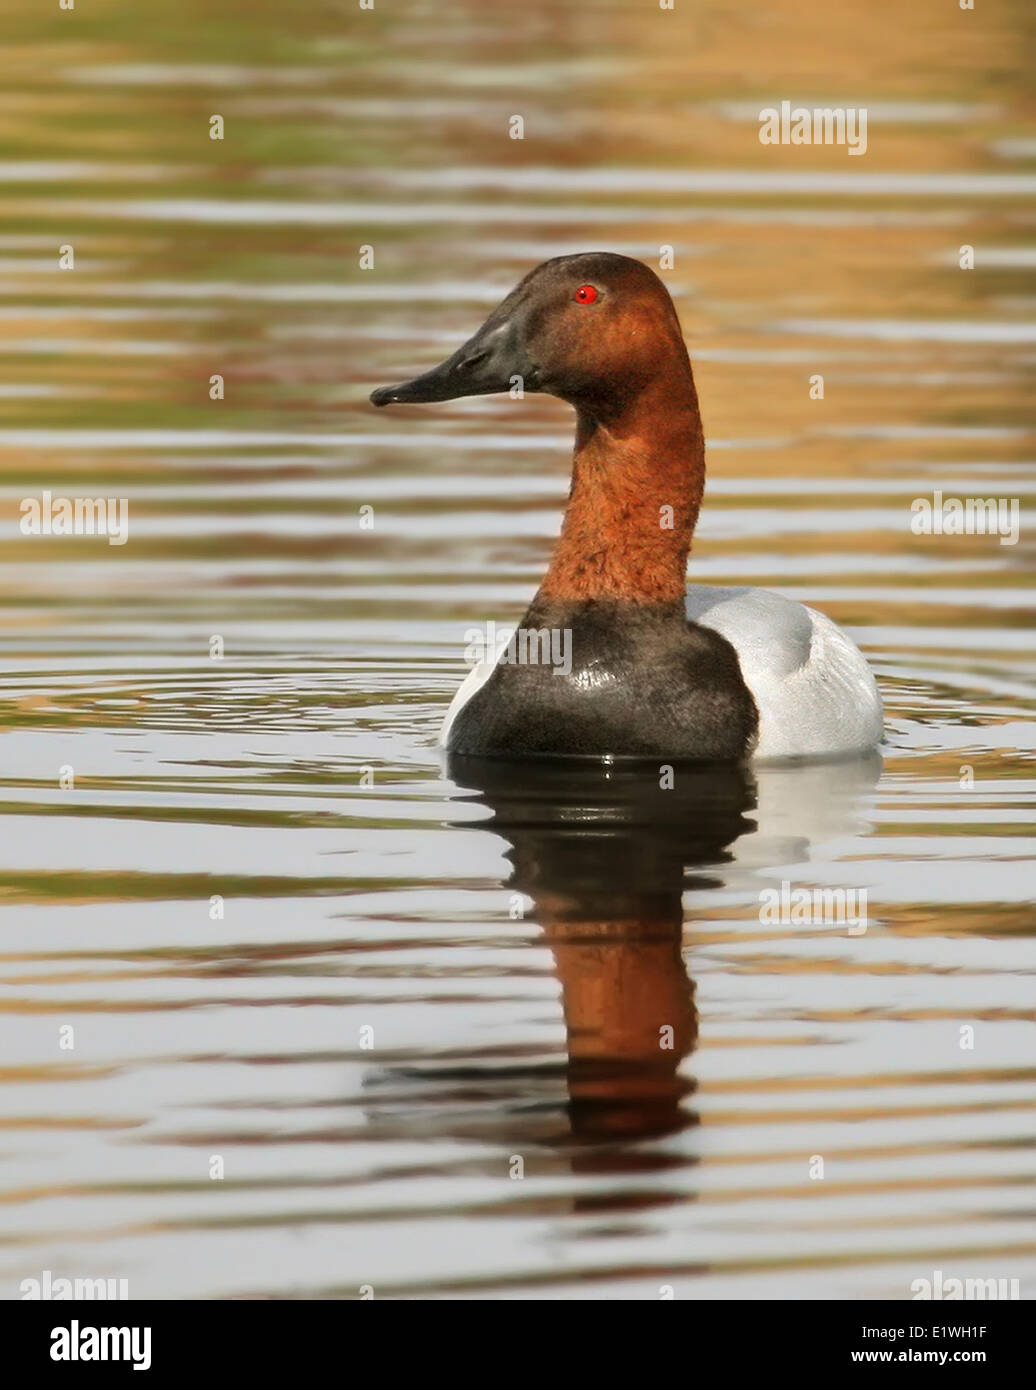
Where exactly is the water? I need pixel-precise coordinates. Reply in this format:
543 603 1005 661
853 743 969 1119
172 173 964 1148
1 0 1034 1300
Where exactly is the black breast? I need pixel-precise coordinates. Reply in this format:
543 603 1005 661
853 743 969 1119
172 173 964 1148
445 598 758 762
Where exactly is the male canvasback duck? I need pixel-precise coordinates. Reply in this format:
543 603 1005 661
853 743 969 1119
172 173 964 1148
371 252 883 762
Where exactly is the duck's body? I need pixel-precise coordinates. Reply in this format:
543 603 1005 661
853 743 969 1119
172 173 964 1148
443 594 756 761
372 252 883 764
442 587 882 762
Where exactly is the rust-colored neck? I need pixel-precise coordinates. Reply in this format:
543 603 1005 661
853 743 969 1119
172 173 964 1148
536 367 705 605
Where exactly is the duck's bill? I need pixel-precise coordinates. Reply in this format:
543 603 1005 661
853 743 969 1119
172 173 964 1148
370 316 534 406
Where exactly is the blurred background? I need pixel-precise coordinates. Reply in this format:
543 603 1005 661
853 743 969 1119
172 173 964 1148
0 0 1033 1299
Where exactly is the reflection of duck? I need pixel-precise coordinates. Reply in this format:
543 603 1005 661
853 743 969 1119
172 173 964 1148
725 752 883 878
447 755 755 1148
359 754 880 1172
372 252 883 762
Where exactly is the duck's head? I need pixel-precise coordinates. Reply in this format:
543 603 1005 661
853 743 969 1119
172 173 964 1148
370 252 690 415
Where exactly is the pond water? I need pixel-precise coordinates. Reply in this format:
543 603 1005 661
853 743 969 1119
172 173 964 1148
0 0 1033 1299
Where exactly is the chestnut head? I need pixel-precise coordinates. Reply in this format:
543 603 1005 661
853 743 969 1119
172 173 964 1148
370 252 689 414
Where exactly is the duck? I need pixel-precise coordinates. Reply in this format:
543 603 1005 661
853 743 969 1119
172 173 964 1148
371 252 883 763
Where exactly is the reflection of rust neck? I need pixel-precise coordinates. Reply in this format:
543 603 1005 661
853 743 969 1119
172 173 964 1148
538 368 705 606
540 904 697 1140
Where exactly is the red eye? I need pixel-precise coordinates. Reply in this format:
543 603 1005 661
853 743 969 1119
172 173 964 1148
574 284 598 304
